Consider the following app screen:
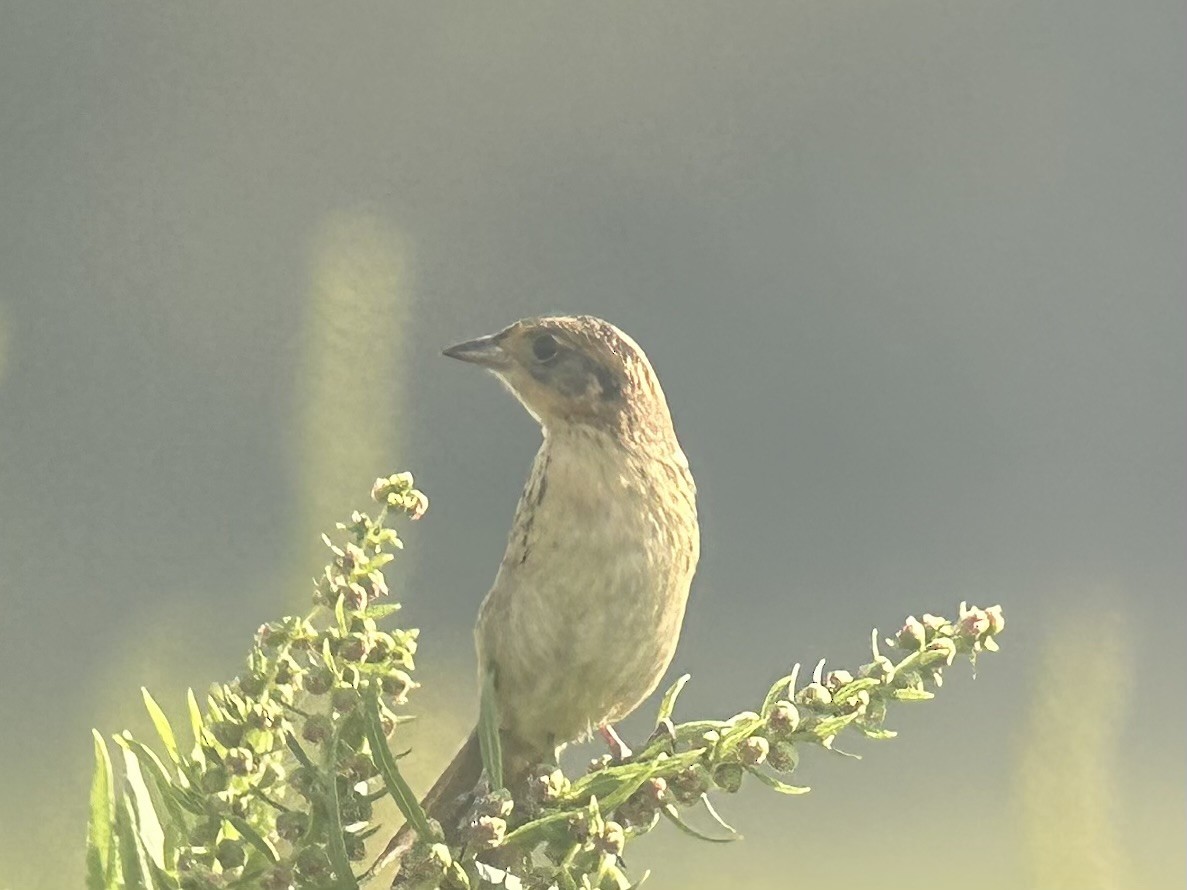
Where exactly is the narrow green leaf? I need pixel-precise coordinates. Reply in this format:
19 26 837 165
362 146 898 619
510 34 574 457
744 766 811 795
655 674 690 726
185 689 206 766
363 686 433 840
500 810 573 849
118 741 166 871
478 671 503 790
808 712 859 739
760 665 799 718
660 805 738 843
86 730 115 890
334 592 348 634
117 731 200 817
364 603 402 620
285 734 316 771
890 687 935 701
115 792 153 890
141 688 180 764
700 796 741 837
226 815 280 863
857 725 898 741
323 723 361 890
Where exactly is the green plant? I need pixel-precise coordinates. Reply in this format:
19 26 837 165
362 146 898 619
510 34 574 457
87 472 1005 890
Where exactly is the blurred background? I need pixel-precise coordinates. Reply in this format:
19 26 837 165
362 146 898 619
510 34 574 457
1 3 1183 888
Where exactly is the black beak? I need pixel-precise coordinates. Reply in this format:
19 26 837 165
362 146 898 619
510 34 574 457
442 333 510 369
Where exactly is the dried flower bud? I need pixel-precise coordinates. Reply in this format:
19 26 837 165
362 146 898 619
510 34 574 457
766 700 800 737
840 688 870 715
305 666 334 696
331 685 360 714
766 740 799 773
259 863 296 890
925 636 958 666
215 838 246 870
464 815 506 849
824 669 854 694
985 604 1006 635
740 735 770 766
955 609 991 643
712 762 745 793
276 811 309 842
344 833 367 862
669 763 713 804
239 672 267 697
642 776 668 805
795 682 832 709
529 767 571 806
341 582 368 611
339 633 371 663
293 845 332 884
302 714 333 745
341 752 377 783
893 616 927 650
595 820 626 857
858 656 896 684
287 765 319 798
224 747 254 776
921 613 950 637
380 670 417 704
473 788 515 819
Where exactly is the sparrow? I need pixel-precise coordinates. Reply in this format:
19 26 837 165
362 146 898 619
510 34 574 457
381 314 699 869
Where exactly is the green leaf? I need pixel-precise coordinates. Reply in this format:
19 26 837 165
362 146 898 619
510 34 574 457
857 725 898 741
500 810 573 849
323 723 361 890
334 592 348 634
660 805 738 843
891 687 935 701
699 796 741 837
86 730 115 890
363 686 433 840
115 792 154 890
114 734 194 869
364 603 401 620
285 734 316 771
760 665 799 718
744 766 810 795
808 712 860 739
656 674 690 726
478 671 503 790
119 743 166 871
185 688 205 766
226 815 279 863
141 688 180 764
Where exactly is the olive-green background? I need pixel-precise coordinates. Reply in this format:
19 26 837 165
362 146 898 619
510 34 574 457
1 3 1183 888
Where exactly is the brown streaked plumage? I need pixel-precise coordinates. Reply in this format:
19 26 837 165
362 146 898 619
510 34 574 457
378 315 699 875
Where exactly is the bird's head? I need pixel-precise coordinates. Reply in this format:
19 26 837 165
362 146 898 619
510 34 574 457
443 315 675 442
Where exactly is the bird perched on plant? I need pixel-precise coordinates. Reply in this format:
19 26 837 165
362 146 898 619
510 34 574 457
379 314 699 870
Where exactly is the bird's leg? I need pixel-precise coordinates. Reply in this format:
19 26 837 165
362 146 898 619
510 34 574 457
598 723 633 762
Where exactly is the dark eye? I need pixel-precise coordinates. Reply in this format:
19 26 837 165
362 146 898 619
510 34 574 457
531 333 559 362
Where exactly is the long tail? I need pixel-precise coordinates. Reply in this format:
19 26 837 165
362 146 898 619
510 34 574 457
422 729 485 835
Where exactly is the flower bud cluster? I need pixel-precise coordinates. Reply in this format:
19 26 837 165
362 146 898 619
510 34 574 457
165 476 428 890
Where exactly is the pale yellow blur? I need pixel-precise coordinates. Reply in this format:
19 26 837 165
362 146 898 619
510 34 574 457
1014 593 1131 889
297 211 411 563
